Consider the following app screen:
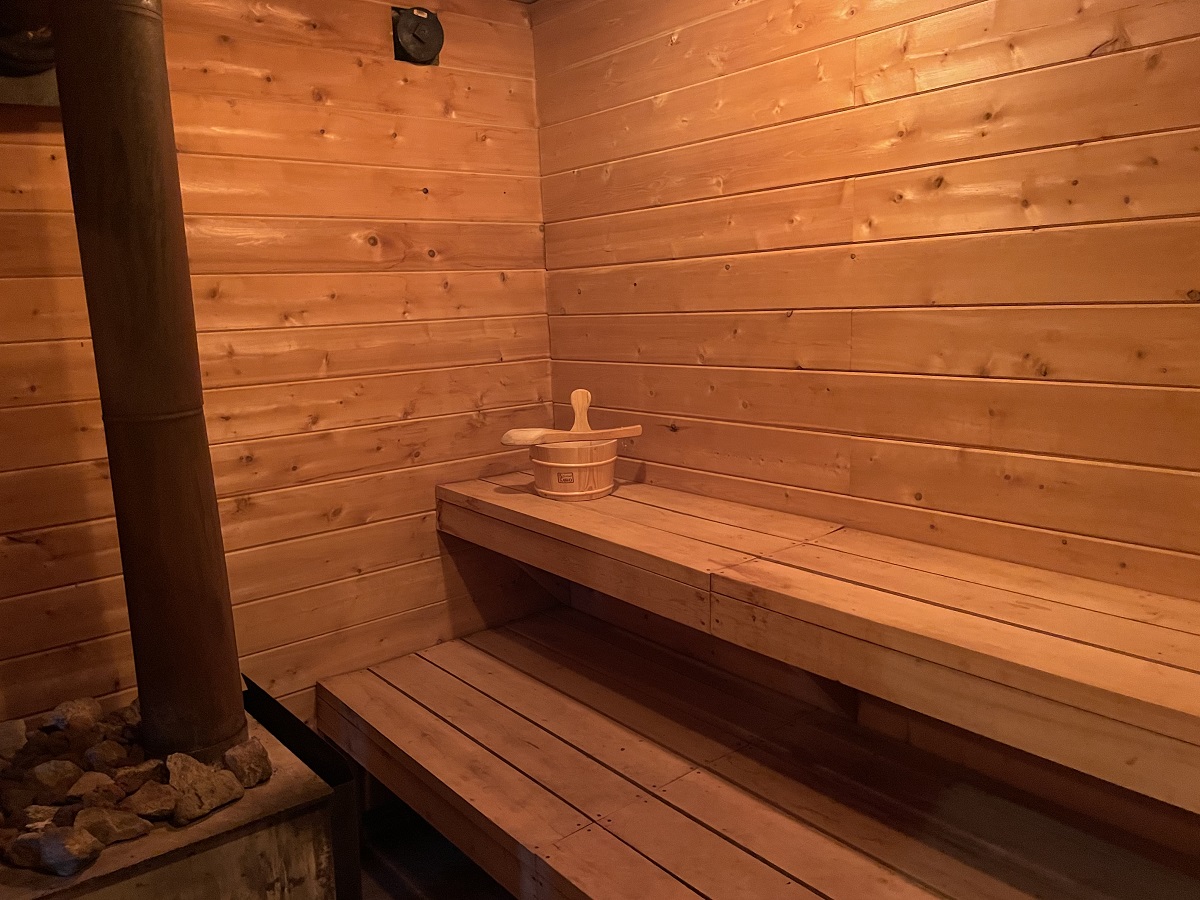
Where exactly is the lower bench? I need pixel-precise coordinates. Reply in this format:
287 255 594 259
317 608 1200 900
435 473 1200 815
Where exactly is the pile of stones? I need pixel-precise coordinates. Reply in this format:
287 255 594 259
0 698 271 877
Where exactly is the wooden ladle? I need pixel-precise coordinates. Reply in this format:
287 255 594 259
501 389 642 447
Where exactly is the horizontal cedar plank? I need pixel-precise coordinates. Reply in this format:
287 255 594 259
438 503 711 628
235 547 519 656
549 311 851 369
161 0 535 79
1 316 549 406
183 216 545 275
852 305 1200 387
580 408 855 496
539 41 855 175
0 270 546 343
714 558 1200 742
0 517 122 602
547 218 1200 312
620 458 1200 604
543 7 1200 175
856 128 1200 242
708 594 1200 814
0 518 474 662
192 269 546 331
0 466 530 653
437 478 756 586
545 180 853 269
242 585 552 698
856 0 1200 103
545 38 1200 218
215 450 529 553
0 631 135 723
547 131 1200 268
208 403 548 496
164 31 537 129
0 577 127 664
0 212 544 278
0 337 93 408
816 529 1200 637
530 0 607 28
0 458 113 536
177 155 541 223
552 360 1200 470
171 95 539 174
0 276 91 343
536 0 965 125
0 360 549 469
361 0 533 28
533 0 758 78
0 450 529 602
848 436 1200 556
580 407 1200 555
769 543 1200 671
200 316 549 389
0 404 549 533
203 359 549 444
1 94 540 174
226 512 438 604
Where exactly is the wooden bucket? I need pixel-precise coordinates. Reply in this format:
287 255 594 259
530 439 617 501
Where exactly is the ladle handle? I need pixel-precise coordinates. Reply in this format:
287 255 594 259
570 389 593 433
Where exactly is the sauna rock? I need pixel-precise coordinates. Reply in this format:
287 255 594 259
0 697 272 876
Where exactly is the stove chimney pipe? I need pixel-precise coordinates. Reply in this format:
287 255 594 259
50 0 247 759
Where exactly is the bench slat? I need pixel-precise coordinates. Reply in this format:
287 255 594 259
318 670 588 844
438 478 754 588
711 594 1200 813
772 543 1200 670
605 480 844 544
484 471 807 556
715 558 1200 744
371 654 647 822
439 502 711 628
814 528 1200 637
317 670 697 900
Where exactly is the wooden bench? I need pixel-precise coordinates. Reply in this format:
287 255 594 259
317 607 1200 899
434 473 1200 816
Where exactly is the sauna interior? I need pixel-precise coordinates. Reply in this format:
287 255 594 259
2 0 1200 896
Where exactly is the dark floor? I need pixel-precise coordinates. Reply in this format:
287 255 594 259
359 802 511 900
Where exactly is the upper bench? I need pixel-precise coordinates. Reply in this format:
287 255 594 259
436 472 1200 815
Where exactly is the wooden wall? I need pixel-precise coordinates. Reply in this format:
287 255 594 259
0 0 550 722
535 0 1200 602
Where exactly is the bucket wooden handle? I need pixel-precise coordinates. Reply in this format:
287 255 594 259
501 425 643 447
570 389 592 432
